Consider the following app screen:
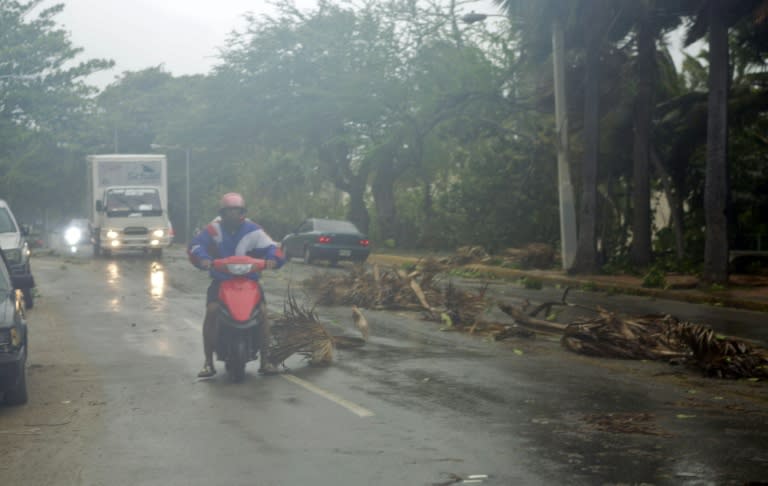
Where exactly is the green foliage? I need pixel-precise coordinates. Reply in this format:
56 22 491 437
521 277 543 290
580 281 598 292
0 1 113 216
641 266 668 289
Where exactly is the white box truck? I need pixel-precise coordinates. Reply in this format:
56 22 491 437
87 154 174 257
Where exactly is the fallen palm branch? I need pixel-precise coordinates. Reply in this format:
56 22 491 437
561 311 689 360
499 292 768 379
560 311 768 379
269 289 335 366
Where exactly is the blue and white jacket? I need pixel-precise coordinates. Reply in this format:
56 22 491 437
187 217 285 281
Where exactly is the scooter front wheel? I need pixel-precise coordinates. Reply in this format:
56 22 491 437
227 341 248 383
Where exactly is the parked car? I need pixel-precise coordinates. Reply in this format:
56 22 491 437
0 248 28 405
0 199 35 309
281 218 370 265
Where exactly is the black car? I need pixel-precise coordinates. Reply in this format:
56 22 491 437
281 218 370 265
0 248 28 405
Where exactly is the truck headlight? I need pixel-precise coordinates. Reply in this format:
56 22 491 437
152 229 165 238
4 248 22 263
106 230 119 239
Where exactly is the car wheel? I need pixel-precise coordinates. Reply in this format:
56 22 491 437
4 363 28 405
303 246 313 265
22 287 34 310
282 246 292 261
150 248 163 258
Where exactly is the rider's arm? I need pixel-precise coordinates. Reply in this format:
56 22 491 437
235 227 286 269
187 226 215 269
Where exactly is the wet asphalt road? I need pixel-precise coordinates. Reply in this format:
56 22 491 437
4 245 768 485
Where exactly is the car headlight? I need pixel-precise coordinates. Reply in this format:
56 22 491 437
106 230 119 239
64 227 82 245
153 229 165 238
10 327 21 347
4 248 22 263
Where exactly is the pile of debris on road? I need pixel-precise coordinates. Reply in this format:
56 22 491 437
302 261 767 379
304 259 492 330
305 259 443 309
499 300 768 380
438 243 557 269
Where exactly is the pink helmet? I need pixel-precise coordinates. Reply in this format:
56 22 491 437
220 192 246 210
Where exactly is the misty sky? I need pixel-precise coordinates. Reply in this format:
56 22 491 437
55 0 504 88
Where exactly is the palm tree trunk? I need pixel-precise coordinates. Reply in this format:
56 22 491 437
702 1 730 284
571 29 600 274
630 7 655 267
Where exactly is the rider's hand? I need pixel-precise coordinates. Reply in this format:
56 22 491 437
265 259 277 270
200 259 212 270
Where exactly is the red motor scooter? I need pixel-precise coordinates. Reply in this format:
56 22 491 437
212 255 269 382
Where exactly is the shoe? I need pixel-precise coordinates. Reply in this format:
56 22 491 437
197 363 216 378
258 364 279 375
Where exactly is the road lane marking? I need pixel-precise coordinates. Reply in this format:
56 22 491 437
183 318 200 330
281 374 375 418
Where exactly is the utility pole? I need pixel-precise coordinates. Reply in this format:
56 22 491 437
552 18 578 270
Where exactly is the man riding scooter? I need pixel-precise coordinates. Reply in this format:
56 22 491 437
188 192 285 378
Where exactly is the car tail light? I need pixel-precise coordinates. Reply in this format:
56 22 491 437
359 239 369 247
318 236 331 244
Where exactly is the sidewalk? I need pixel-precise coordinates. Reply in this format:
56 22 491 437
368 253 768 313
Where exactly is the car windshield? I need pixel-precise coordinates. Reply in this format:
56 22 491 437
0 208 18 233
314 220 359 233
105 188 162 217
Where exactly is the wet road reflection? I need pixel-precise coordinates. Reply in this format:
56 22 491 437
106 262 120 286
150 263 165 299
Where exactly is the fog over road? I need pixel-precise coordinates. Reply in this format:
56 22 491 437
1 248 767 485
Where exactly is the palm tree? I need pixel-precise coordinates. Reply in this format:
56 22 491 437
685 0 767 284
494 0 621 274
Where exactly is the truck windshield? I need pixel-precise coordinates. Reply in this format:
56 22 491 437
105 188 162 217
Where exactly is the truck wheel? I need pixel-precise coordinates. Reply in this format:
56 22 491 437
22 288 34 310
4 363 28 405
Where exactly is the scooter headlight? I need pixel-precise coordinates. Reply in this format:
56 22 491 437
225 263 253 275
64 227 82 246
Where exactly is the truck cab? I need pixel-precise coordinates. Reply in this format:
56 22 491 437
87 154 174 258
94 186 173 256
